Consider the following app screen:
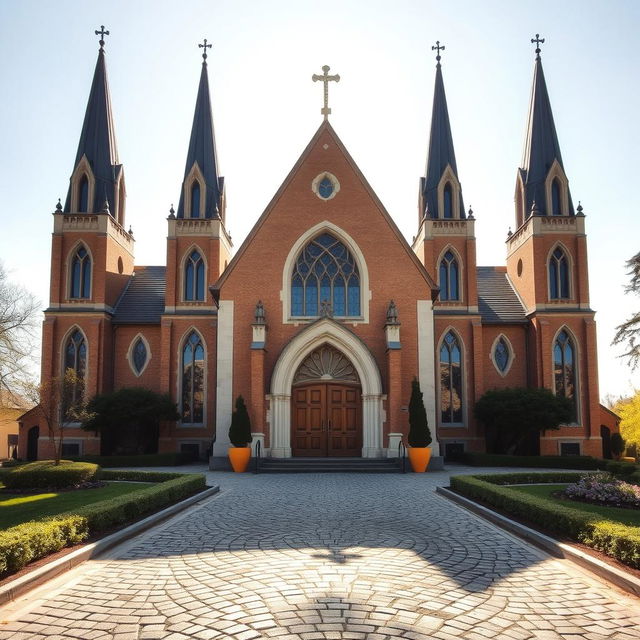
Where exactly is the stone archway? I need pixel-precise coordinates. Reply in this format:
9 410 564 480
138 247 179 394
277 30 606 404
269 318 383 458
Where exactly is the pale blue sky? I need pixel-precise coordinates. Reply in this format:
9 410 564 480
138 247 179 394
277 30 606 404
0 0 638 399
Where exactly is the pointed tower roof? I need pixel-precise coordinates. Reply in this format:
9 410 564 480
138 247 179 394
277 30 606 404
176 44 222 219
519 41 574 216
422 44 465 219
64 39 122 214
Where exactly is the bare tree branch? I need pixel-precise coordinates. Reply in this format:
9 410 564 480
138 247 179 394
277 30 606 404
613 252 640 371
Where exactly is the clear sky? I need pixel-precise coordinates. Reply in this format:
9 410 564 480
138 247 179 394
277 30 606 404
0 0 638 401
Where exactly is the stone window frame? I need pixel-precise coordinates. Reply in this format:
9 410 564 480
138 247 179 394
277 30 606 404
489 333 515 377
311 172 340 201
126 332 152 377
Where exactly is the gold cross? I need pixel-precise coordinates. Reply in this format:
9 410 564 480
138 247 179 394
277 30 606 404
312 65 340 121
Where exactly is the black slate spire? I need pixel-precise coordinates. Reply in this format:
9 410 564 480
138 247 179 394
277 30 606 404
422 52 465 219
64 46 122 214
176 52 222 219
519 50 574 216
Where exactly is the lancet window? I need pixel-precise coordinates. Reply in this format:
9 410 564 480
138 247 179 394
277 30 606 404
440 331 463 424
554 329 577 421
185 250 205 301
70 246 91 299
181 331 205 424
439 250 459 301
549 247 570 299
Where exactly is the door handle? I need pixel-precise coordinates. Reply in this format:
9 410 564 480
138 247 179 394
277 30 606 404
327 419 332 431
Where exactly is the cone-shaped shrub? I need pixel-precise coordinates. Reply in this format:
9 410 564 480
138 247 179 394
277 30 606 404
408 377 432 447
228 395 253 447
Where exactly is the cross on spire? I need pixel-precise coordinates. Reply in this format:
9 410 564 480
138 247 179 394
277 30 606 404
432 40 445 65
312 65 340 121
199 38 212 61
531 33 545 59
95 25 109 50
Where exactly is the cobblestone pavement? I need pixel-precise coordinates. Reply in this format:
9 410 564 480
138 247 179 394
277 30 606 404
1 467 640 640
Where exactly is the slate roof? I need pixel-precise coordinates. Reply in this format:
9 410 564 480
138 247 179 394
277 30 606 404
476 267 527 324
422 61 465 219
176 60 222 219
520 54 574 216
113 266 166 324
64 48 122 215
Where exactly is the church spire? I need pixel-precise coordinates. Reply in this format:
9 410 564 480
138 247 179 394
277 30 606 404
422 42 465 220
64 27 122 217
176 40 223 220
518 35 574 217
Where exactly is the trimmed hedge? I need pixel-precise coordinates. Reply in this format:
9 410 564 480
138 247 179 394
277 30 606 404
0 472 207 578
451 473 640 569
100 469 183 482
460 453 604 470
71 452 197 467
473 471 584 485
3 461 101 490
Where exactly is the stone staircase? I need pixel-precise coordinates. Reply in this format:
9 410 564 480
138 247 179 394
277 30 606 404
256 457 403 473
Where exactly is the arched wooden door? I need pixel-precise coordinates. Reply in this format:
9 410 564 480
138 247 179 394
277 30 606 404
290 344 363 457
292 383 362 457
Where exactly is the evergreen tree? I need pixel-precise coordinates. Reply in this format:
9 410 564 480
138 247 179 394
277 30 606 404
229 395 253 447
408 378 432 447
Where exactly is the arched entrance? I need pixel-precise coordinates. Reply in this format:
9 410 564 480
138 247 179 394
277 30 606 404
269 317 383 458
27 425 39 461
291 345 362 457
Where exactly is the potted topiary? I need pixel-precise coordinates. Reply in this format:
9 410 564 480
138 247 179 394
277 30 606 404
407 377 432 472
228 395 253 472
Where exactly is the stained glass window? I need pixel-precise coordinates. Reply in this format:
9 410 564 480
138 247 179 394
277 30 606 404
439 250 459 301
132 338 147 374
443 183 453 219
549 247 570 299
291 233 360 317
191 182 201 218
185 250 205 301
494 337 510 373
182 331 205 424
319 177 334 199
64 329 87 416
70 246 91 299
440 331 462 423
554 329 577 421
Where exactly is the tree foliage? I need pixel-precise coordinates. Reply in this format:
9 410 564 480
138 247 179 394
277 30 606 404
83 387 179 455
408 377 432 447
0 262 40 398
610 432 626 459
612 251 640 370
475 387 573 455
228 395 252 447
615 390 640 449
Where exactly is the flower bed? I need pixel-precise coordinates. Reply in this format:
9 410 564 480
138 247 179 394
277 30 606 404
564 472 640 508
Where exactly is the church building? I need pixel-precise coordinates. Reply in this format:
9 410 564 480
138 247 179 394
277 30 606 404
19 31 614 463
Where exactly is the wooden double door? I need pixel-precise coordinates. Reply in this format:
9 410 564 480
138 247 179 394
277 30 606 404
292 384 362 457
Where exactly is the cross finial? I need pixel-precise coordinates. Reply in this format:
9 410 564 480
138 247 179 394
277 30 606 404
531 33 545 59
199 38 212 61
95 25 110 51
312 65 340 121
432 40 445 65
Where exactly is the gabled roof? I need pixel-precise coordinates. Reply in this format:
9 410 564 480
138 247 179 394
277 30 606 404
211 120 438 300
113 266 166 324
64 48 121 214
423 62 465 219
176 60 222 219
520 54 574 216
476 267 527 324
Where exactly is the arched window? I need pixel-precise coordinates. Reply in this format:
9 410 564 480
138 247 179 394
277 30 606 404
190 182 201 218
439 250 459 301
78 175 89 213
554 329 577 421
182 331 205 424
551 179 562 216
318 177 334 199
64 329 87 413
184 250 205 301
132 337 148 375
493 337 510 373
70 246 91 299
443 183 453 219
440 331 463 424
291 233 360 317
549 247 570 299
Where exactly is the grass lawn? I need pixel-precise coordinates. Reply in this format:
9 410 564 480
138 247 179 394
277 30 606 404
0 481 154 529
508 484 640 528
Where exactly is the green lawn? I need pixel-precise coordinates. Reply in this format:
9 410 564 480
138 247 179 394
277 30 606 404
508 484 640 528
0 481 154 529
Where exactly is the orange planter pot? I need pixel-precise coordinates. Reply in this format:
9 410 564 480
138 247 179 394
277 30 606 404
407 447 432 473
228 446 251 472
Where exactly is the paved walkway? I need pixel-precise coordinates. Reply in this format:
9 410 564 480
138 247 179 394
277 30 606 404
1 467 640 639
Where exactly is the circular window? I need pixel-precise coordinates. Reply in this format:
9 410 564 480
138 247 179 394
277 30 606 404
312 172 340 201
517 259 523 277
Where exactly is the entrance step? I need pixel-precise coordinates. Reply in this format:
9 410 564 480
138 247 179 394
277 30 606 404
257 457 402 473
